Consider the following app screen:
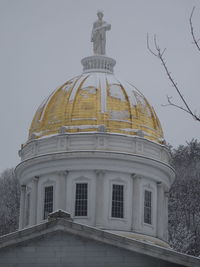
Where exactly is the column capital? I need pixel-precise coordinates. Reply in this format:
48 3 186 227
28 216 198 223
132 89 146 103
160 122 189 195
95 170 105 176
131 173 142 179
56 170 69 176
33 176 39 182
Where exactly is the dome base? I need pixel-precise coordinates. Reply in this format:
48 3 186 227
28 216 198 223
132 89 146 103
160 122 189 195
16 132 174 241
81 55 116 74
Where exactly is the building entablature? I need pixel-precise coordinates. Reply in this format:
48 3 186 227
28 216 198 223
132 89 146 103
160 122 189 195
16 150 174 187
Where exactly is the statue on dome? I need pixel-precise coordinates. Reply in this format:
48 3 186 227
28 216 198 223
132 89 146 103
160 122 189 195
91 11 111 55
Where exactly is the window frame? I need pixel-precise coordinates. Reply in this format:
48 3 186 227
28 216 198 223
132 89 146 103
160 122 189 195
73 181 90 219
42 184 55 220
143 189 153 225
111 183 124 219
109 180 127 221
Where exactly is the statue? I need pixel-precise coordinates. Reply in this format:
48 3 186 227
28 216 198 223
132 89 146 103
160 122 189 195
91 11 111 55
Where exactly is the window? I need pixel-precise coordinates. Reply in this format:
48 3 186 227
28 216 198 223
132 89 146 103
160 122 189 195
25 193 30 226
144 190 152 224
111 184 124 218
75 183 88 216
43 186 53 219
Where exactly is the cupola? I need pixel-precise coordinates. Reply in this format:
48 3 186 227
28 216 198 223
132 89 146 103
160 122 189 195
16 12 175 248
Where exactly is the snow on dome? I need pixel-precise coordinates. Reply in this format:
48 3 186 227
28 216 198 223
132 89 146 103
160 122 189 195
29 72 164 144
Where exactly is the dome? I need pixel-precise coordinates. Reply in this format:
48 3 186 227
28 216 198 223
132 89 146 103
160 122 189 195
17 13 175 246
29 56 163 144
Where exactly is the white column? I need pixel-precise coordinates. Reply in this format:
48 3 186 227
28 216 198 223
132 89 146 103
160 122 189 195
19 185 26 230
156 182 165 239
164 189 169 241
56 171 68 211
132 174 142 232
30 176 39 226
95 170 105 228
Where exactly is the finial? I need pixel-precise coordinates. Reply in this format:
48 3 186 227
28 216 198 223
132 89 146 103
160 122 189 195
91 11 111 55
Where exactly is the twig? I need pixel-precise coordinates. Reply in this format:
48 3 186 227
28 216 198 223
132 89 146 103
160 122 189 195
190 7 200 51
147 33 200 121
162 96 195 115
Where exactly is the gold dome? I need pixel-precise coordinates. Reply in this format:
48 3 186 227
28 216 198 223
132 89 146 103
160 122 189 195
29 71 164 143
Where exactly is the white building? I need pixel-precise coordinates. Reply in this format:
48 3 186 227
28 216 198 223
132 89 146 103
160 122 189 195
0 12 199 267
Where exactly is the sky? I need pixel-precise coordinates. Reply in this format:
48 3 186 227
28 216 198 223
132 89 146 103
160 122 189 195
0 0 200 173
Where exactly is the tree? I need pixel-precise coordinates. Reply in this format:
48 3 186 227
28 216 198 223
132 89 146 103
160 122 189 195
0 168 20 236
169 140 200 256
147 7 200 122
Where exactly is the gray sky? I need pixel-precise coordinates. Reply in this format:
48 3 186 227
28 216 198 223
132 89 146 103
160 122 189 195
0 0 200 173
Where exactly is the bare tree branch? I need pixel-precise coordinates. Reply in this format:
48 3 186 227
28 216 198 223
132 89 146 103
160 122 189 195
190 7 200 51
147 33 200 122
162 96 196 115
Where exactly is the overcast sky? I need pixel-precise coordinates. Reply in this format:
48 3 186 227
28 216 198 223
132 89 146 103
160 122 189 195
0 0 200 173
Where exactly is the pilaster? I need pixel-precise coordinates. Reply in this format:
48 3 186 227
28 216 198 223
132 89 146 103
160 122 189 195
164 189 169 241
56 171 68 211
95 170 105 228
19 185 26 229
30 176 39 226
131 174 142 232
156 182 165 240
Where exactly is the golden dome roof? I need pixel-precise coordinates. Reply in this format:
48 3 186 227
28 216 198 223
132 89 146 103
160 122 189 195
29 68 164 143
